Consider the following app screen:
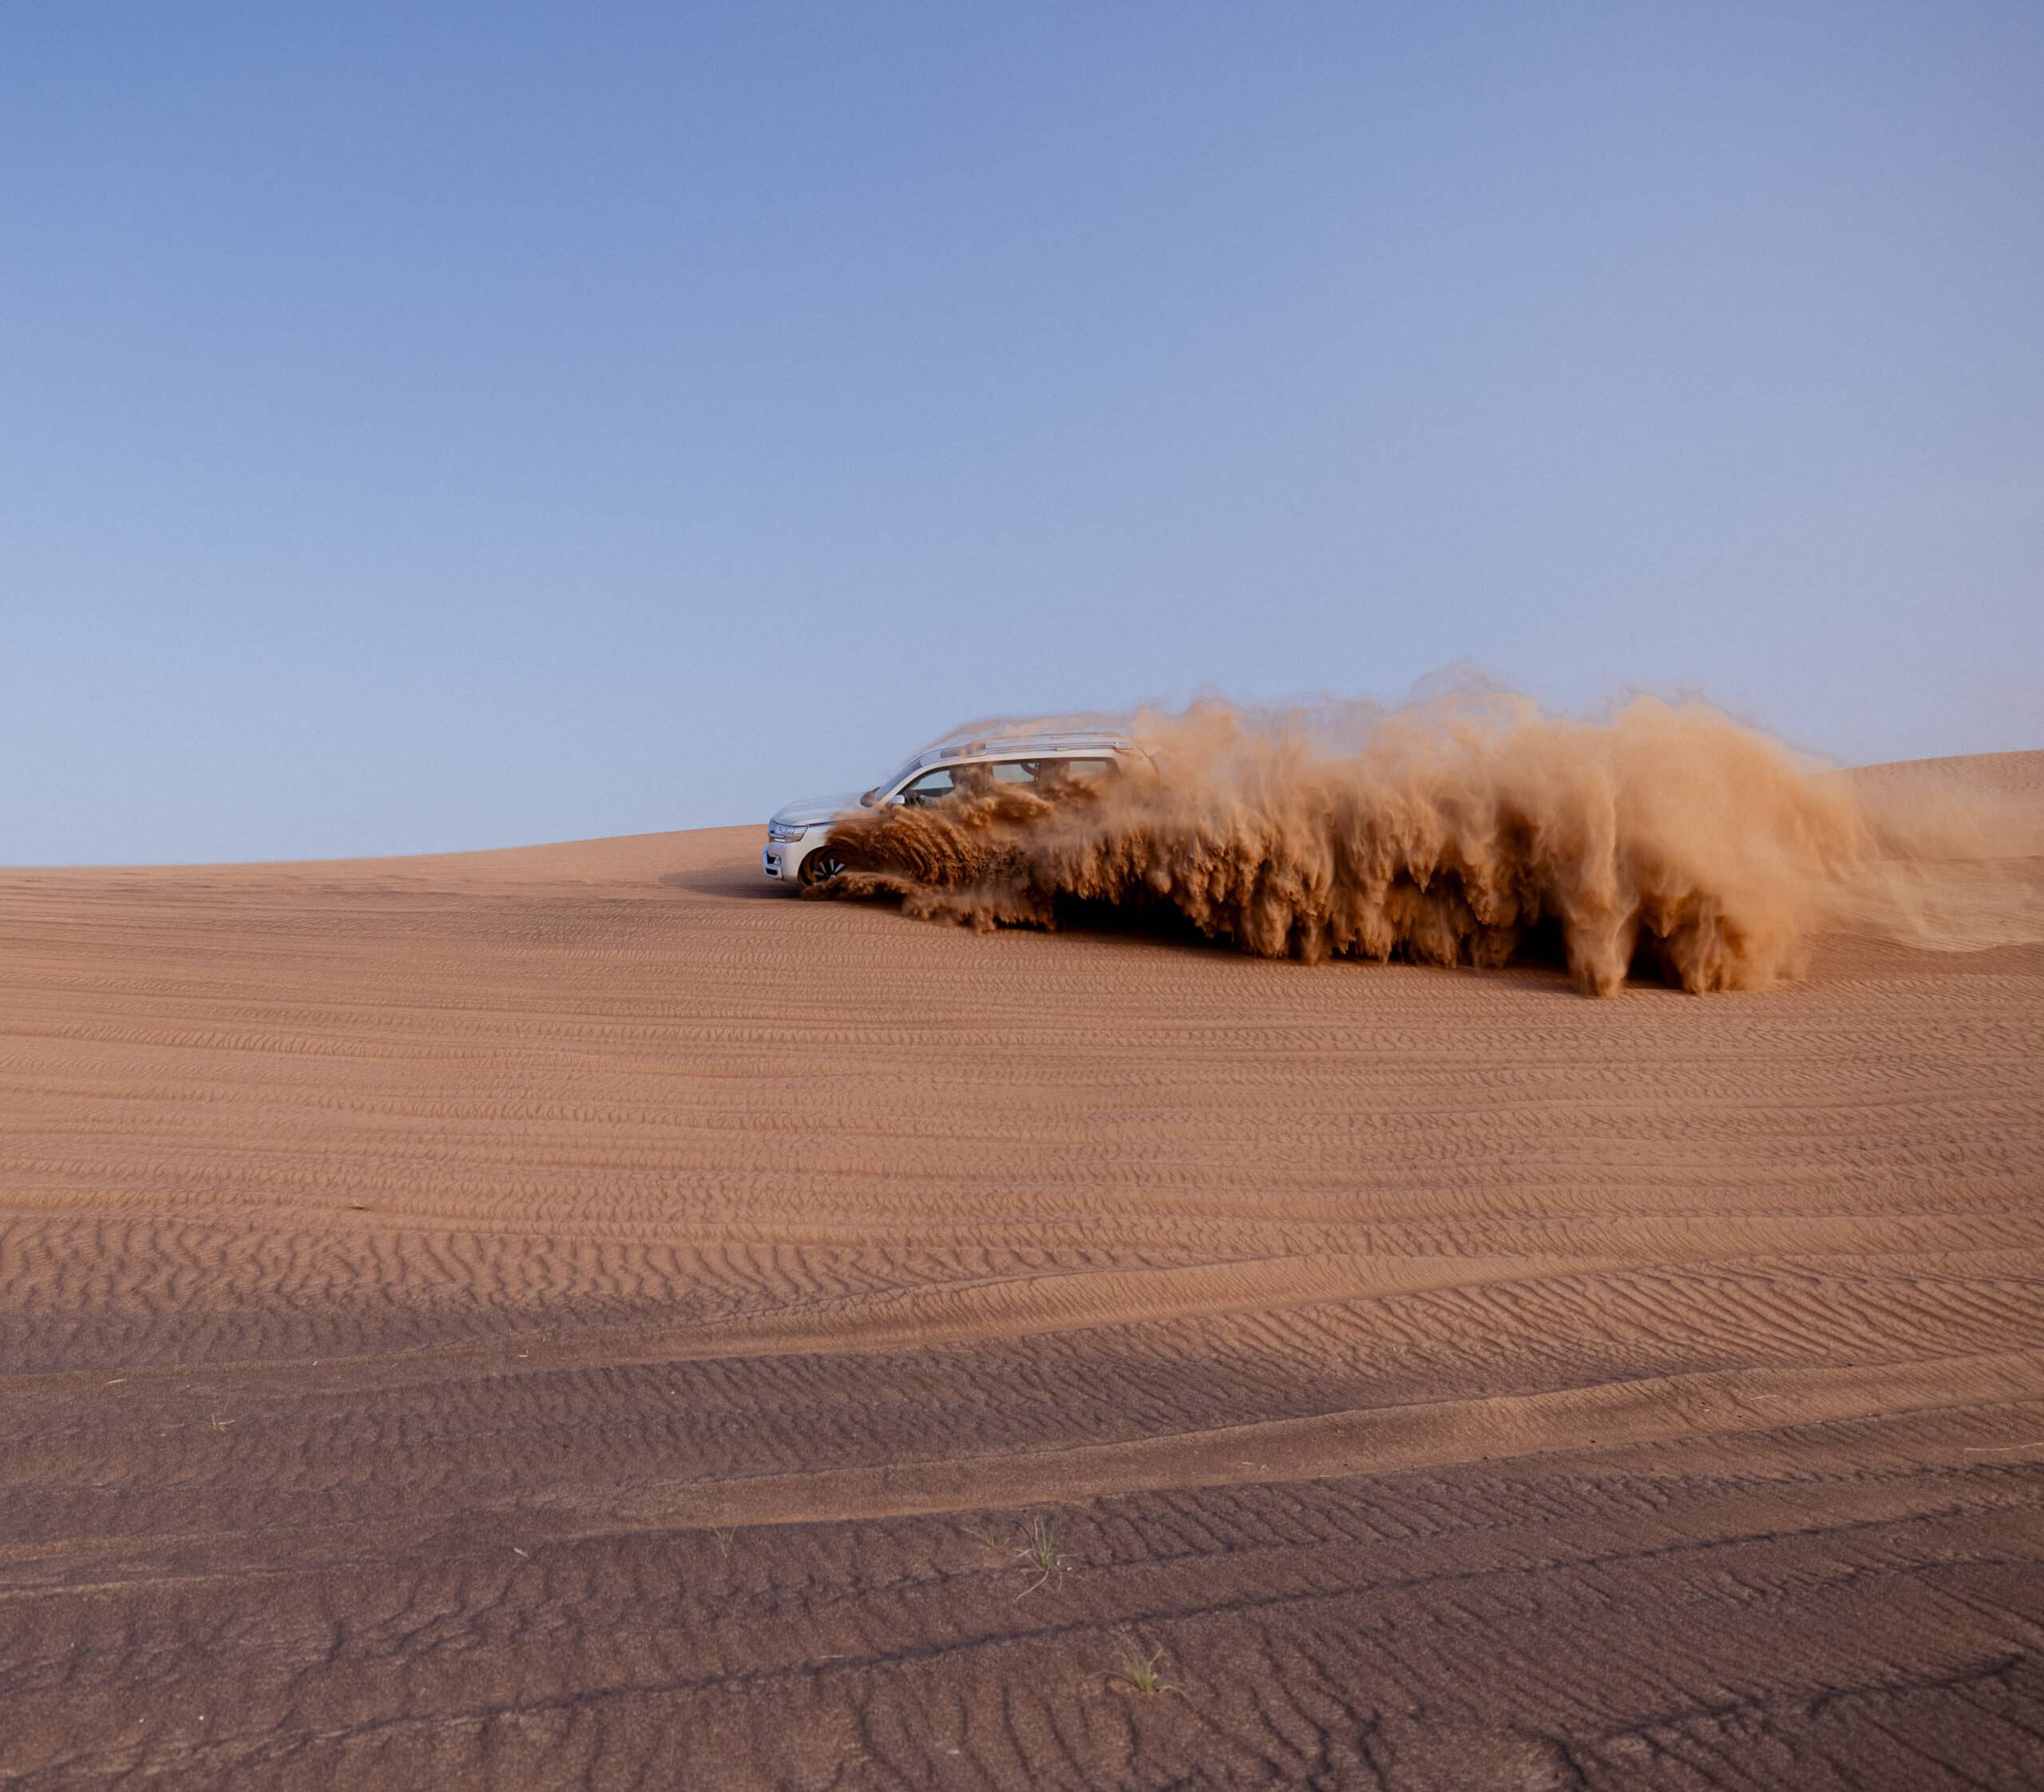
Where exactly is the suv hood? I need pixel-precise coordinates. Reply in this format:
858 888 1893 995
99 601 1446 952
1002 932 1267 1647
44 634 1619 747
770 793 861 829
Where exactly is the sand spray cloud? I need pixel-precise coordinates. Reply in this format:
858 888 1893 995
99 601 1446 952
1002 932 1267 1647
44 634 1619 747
811 692 2040 996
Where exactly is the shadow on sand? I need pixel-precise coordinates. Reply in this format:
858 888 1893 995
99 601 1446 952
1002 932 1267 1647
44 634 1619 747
660 868 787 902
659 864 1617 993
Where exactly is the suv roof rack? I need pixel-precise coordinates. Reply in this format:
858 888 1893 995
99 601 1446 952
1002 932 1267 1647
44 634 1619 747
913 730 1135 769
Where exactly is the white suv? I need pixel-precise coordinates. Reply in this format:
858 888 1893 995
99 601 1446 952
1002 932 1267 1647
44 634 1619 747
763 730 1142 886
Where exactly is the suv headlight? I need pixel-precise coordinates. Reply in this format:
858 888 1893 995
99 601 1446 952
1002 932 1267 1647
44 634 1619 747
766 819 810 842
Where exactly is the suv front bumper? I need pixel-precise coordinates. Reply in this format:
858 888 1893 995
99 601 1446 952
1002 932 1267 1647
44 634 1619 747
763 837 817 882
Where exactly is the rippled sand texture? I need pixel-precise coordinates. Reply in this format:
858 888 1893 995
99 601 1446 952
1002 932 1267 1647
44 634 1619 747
3 753 2042 1790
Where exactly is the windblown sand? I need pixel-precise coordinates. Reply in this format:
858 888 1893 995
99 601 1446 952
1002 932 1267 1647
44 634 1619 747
2 752 2041 1790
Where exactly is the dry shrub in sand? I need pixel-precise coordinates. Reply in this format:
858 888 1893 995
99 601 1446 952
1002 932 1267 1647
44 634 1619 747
811 694 2042 997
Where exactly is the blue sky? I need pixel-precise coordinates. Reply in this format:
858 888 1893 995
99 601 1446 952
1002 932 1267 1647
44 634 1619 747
5 2 2040 863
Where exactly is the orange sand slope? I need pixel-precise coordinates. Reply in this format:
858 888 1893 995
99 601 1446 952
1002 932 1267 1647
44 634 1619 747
2 752 2041 1790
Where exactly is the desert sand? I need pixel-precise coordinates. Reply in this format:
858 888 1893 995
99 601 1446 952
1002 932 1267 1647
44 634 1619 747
2 751 2042 1790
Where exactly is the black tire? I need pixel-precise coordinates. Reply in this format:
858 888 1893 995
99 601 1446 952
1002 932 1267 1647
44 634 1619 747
798 841 857 887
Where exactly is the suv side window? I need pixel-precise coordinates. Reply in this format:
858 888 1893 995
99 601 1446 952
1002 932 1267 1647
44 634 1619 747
899 769 956 806
1036 757 1115 790
901 757 1115 805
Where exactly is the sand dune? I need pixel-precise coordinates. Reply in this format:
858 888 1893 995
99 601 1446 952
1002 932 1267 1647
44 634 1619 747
2 753 2041 1790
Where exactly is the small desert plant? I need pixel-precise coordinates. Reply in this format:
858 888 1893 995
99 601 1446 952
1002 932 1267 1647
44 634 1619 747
711 1525 737 1557
1110 1628 1179 1696
1014 1514 1068 1599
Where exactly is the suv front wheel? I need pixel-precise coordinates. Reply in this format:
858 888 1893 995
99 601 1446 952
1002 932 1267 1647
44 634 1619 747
799 842 858 887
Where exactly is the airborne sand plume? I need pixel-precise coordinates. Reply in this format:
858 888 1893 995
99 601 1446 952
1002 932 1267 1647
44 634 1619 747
815 694 2038 995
